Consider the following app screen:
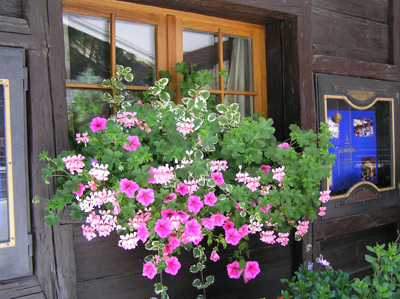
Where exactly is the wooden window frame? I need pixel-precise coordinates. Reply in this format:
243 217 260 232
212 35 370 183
63 0 267 116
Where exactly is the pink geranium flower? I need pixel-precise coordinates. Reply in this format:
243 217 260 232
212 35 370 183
154 219 172 239
142 261 157 279
210 250 220 262
165 256 181 275
123 136 141 151
244 261 260 282
204 191 218 206
188 196 203 213
211 172 224 186
120 178 139 197
225 228 241 246
72 183 86 197
278 142 290 150
136 188 155 206
260 165 271 174
227 261 242 279
176 183 188 196
90 117 107 133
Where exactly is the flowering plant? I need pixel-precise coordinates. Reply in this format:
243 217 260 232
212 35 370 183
37 64 335 298
278 237 400 298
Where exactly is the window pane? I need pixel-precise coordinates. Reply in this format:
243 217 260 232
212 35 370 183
116 20 156 87
63 13 110 84
225 95 253 117
0 85 7 243
183 30 219 90
225 36 253 93
67 88 111 134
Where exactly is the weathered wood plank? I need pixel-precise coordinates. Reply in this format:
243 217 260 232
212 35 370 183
0 31 35 49
312 55 400 81
0 16 30 34
317 206 400 240
319 224 398 274
75 229 293 299
0 0 23 19
265 21 284 140
119 0 297 24
296 1 315 132
0 276 45 299
24 0 72 298
312 0 388 23
311 6 389 64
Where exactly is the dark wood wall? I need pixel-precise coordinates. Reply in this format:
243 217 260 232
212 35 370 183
0 0 399 298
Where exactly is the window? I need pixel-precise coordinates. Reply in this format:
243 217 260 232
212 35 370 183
63 0 267 131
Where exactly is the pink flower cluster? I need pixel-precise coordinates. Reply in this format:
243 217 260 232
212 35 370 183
318 206 327 216
272 166 285 183
76 132 89 144
226 260 260 283
295 220 309 238
82 209 118 240
235 170 261 192
89 163 110 181
176 117 195 135
78 188 119 214
117 111 151 132
319 190 331 203
123 136 141 151
210 160 228 172
150 165 175 185
276 232 290 246
62 154 85 174
260 230 276 244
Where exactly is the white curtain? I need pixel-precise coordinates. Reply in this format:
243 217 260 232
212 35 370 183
226 38 253 117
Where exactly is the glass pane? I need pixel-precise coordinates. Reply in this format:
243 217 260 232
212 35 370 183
63 13 110 84
67 88 111 135
123 90 147 103
225 36 252 93
116 20 156 87
327 98 393 196
183 30 219 90
225 95 253 117
0 84 8 243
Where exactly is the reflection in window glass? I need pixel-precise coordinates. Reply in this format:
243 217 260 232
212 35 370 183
183 30 219 90
63 13 110 84
326 98 393 196
66 88 111 135
225 95 253 117
116 20 156 87
0 85 8 243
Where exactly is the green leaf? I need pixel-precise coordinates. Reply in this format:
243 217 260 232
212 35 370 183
194 69 214 87
44 211 59 227
174 61 189 75
124 73 134 82
192 278 203 290
190 264 199 273
216 104 228 114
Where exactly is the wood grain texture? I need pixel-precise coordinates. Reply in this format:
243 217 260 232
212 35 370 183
317 206 400 240
0 0 23 19
24 0 73 298
0 275 45 299
312 55 400 81
312 0 388 23
0 16 30 34
0 31 35 49
74 224 294 299
319 224 398 274
311 6 389 64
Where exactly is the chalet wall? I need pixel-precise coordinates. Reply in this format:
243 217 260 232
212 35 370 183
0 0 399 298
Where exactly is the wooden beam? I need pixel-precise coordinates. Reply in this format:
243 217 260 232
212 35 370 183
312 55 400 81
0 16 31 34
24 0 76 298
0 31 35 49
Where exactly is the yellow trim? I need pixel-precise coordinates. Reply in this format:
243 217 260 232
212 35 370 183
0 79 15 248
324 95 395 201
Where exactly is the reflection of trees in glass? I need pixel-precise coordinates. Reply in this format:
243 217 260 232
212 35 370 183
116 48 154 87
67 26 110 82
67 68 110 135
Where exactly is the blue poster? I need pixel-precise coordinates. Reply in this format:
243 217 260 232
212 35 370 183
327 110 378 192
